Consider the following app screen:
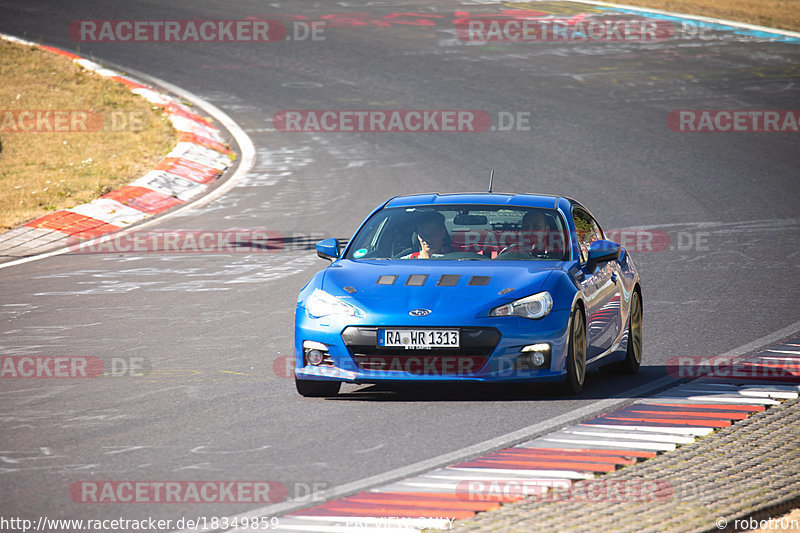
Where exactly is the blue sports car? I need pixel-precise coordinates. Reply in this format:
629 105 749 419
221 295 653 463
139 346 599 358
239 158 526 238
294 193 642 397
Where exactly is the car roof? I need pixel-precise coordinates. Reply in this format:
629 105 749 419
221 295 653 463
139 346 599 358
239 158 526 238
383 192 570 209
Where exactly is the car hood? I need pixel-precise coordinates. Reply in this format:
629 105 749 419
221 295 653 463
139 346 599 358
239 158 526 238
320 259 560 318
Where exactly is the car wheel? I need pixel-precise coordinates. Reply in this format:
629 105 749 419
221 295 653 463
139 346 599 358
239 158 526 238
620 288 642 373
295 378 341 397
563 307 586 395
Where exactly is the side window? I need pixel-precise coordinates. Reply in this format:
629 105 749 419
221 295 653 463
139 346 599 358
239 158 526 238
572 208 602 263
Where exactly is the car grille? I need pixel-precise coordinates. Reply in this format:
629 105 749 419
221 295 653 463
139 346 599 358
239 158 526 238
341 326 500 376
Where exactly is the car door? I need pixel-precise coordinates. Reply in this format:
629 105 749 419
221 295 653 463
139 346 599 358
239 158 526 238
573 207 622 360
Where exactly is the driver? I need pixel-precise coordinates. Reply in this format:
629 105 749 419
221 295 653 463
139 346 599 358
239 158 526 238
521 210 550 252
408 211 451 259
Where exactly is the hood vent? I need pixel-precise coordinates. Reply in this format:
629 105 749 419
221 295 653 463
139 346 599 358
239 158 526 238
437 274 460 286
405 274 428 286
375 274 491 287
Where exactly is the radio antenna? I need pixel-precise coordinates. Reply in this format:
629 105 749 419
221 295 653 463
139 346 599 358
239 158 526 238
488 169 495 193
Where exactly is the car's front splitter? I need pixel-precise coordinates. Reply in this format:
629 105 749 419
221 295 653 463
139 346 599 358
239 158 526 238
294 308 572 384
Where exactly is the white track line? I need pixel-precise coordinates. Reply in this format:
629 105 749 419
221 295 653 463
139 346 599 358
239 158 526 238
580 423 713 436
560 428 695 445
536 436 676 452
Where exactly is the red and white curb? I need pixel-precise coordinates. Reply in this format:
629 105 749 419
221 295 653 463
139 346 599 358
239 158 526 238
0 34 235 258
258 339 800 533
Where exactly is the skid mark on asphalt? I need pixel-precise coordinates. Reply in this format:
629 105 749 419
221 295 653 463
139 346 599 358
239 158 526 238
0 442 277 475
0 385 79 405
102 445 162 455
0 303 40 320
434 1 800 109
1 324 105 353
249 133 387 221
0 303 205 353
190 445 272 455
26 254 317 295
170 188 262 218
127 368 276 384
622 217 800 269
171 140 317 219
0 408 129 433
237 146 315 188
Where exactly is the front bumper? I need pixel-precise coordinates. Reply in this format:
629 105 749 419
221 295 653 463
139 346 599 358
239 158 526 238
293 307 572 383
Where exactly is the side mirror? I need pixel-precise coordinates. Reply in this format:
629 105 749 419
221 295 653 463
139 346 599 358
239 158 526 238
585 240 621 272
316 238 340 261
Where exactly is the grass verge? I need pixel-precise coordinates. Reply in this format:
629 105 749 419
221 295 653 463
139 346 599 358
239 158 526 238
0 39 176 232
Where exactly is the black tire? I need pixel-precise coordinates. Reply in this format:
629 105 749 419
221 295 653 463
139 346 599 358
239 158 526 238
563 307 587 395
599 288 643 375
295 378 341 397
620 288 642 374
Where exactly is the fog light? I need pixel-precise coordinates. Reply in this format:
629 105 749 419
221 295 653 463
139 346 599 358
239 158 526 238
303 340 328 366
521 343 550 368
528 352 546 367
306 349 325 366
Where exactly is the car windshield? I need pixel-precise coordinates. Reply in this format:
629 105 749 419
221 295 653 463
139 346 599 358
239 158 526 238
344 205 570 261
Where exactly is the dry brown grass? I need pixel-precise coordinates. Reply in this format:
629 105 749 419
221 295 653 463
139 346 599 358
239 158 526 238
610 0 800 32
0 40 176 231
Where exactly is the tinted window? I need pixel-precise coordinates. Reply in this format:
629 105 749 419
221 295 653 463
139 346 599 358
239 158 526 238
572 207 603 263
345 205 570 261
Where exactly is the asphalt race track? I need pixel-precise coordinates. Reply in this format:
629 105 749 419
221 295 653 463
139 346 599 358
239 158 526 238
0 0 798 529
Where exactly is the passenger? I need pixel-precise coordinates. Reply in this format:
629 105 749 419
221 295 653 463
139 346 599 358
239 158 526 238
521 210 550 252
409 211 451 259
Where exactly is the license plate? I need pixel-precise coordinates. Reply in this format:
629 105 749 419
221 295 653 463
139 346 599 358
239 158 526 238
378 329 460 348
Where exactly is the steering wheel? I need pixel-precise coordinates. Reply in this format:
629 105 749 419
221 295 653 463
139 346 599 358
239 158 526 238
391 243 413 258
498 244 550 259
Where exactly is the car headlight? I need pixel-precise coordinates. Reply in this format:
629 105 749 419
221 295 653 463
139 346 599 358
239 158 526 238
305 288 363 318
490 291 553 319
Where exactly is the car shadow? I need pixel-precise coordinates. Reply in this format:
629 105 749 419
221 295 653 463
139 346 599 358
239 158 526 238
324 365 672 402
231 234 344 252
